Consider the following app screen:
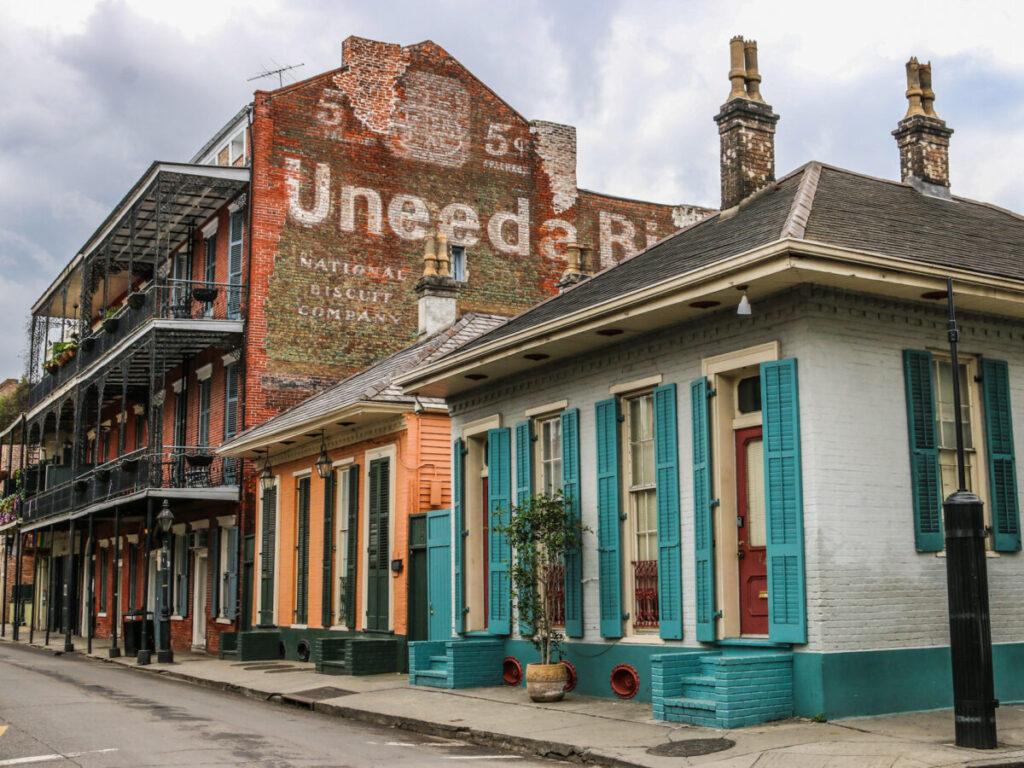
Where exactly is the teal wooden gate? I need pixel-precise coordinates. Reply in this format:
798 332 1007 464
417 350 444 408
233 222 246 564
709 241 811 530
427 507 452 640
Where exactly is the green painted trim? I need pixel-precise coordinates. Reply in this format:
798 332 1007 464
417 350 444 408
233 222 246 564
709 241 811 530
793 642 1024 720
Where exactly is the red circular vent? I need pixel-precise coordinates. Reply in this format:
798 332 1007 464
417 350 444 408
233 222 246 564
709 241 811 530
561 660 577 692
610 663 640 699
503 656 523 686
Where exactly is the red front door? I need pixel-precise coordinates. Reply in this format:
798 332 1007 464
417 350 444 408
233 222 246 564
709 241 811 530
735 426 768 635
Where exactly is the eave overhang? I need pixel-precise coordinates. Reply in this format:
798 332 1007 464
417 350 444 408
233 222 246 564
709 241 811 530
396 238 1024 398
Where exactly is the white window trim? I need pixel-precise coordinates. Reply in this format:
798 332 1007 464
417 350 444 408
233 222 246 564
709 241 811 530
293 468 313 478
190 520 210 531
195 363 213 382
201 218 219 238
221 350 241 366
525 400 568 418
171 379 184 394
461 414 501 438
702 341 780 377
216 515 236 528
332 456 354 468
362 444 397 632
609 375 663 395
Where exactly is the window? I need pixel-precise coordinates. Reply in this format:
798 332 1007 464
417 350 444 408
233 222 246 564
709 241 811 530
450 245 466 281
134 413 146 451
933 355 983 502
174 389 187 448
203 234 217 317
197 379 211 447
624 393 658 630
98 549 108 614
229 131 245 165
537 416 562 496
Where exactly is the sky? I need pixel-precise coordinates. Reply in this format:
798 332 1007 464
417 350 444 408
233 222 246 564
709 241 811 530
2 0 1023 381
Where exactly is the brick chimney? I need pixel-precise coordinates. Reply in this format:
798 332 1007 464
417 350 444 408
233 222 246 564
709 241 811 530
714 37 780 209
893 58 953 194
415 228 459 337
557 242 594 293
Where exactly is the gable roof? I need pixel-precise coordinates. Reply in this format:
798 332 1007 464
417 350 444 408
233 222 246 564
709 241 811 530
453 162 1024 356
219 312 506 454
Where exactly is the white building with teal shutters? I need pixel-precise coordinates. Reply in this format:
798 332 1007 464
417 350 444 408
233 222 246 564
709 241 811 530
397 49 1024 726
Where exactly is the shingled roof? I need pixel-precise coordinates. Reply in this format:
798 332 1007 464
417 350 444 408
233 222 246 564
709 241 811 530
220 312 506 451
455 162 1024 355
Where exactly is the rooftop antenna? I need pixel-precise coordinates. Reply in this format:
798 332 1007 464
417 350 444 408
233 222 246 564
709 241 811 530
247 62 305 88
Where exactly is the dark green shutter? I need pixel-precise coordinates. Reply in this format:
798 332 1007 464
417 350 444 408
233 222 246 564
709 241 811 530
344 466 359 628
321 471 335 627
366 458 390 631
982 359 1021 551
176 534 189 617
762 359 807 644
691 377 715 642
514 420 533 636
487 428 512 635
595 398 623 638
224 364 239 439
295 478 310 624
259 486 277 626
227 210 243 319
453 438 466 634
653 384 682 640
903 350 944 551
561 408 583 638
224 527 239 621
99 550 108 613
211 528 221 618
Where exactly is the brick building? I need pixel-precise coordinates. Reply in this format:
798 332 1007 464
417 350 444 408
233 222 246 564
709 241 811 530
0 35 707 656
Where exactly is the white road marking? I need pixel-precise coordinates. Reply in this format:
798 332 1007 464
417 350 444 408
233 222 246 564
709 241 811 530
0 748 118 765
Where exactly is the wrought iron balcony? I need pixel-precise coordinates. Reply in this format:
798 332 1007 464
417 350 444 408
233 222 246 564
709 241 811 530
22 446 239 525
29 279 246 409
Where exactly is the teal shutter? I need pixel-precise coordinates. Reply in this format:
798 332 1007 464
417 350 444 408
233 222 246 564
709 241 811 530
595 398 623 638
691 378 715 642
487 428 512 635
653 384 682 640
762 359 806 644
982 359 1021 551
344 466 359 628
321 471 335 627
224 527 239 621
227 210 244 319
514 420 533 636
903 350 944 551
452 438 466 634
561 408 583 638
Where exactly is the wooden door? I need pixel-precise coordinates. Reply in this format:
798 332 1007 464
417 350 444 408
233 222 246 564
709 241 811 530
736 426 769 635
407 515 428 642
426 508 451 640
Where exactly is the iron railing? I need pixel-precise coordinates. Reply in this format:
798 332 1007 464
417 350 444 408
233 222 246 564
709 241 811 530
29 280 246 408
21 445 239 524
632 559 659 629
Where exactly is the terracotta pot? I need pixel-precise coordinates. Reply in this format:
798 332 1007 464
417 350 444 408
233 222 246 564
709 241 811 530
525 662 567 703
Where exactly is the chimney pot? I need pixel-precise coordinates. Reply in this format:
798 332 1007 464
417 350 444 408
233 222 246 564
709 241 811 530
893 57 953 190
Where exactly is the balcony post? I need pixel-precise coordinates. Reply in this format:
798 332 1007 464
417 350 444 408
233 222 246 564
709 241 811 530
109 508 120 657
29 535 37 644
137 497 153 665
45 523 54 645
63 517 75 652
1 534 9 638
13 531 22 641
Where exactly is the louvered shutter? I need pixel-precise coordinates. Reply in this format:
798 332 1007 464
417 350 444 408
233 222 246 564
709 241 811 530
762 359 807 644
344 466 360 628
227 210 243 319
296 479 310 624
653 384 682 640
514 420 533 636
210 528 221 618
176 533 189 617
224 527 239 621
487 428 512 635
561 408 583 638
982 359 1021 551
595 398 623 638
259 486 277 626
691 377 715 642
224 364 239 439
903 350 944 551
452 438 466 634
321 471 335 627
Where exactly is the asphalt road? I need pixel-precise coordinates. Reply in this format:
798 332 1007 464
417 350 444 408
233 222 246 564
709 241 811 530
0 643 558 767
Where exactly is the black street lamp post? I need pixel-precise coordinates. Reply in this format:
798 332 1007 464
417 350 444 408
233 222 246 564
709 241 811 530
155 499 174 664
943 279 997 749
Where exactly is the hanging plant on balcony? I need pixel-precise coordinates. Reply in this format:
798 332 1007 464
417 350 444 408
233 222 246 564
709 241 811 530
126 292 145 310
43 361 59 376
191 286 219 303
94 468 112 483
119 456 140 473
102 306 120 334
79 335 95 352
73 478 89 494
185 452 214 467
496 491 588 703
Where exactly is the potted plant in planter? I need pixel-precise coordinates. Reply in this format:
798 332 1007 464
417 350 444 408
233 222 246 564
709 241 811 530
191 286 219 303
43 360 59 376
126 292 145 311
102 306 120 334
184 452 214 467
497 491 587 703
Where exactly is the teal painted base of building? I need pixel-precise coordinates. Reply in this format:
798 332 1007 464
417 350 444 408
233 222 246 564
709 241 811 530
792 642 1024 720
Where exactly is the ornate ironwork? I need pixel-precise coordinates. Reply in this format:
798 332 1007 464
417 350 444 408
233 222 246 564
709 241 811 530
632 559 659 628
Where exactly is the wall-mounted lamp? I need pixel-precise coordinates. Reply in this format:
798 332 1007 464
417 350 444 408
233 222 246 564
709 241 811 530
736 285 752 316
315 431 332 480
260 457 275 491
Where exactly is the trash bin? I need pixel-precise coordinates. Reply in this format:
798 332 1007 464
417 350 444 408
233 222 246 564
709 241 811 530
122 613 140 655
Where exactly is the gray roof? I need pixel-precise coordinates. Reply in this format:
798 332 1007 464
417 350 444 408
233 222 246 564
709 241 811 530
221 313 506 448
455 162 1024 355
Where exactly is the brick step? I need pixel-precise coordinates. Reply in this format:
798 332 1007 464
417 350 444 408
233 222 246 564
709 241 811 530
428 655 448 667
663 696 718 712
316 661 350 676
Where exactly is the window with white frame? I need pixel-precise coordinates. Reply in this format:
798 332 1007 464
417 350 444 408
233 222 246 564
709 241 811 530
537 416 562 496
624 392 658 630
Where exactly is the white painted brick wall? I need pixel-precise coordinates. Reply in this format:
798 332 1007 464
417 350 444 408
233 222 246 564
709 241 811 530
449 286 1024 654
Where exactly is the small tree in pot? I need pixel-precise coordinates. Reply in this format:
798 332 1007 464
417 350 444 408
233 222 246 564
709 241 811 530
497 491 586 702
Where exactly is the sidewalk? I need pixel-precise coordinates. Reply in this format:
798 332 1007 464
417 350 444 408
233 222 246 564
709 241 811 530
3 625 1023 767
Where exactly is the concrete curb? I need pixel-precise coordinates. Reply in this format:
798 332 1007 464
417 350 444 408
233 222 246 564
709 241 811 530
1 637 643 768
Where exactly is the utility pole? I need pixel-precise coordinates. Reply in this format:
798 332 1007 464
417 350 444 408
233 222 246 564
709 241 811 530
942 278 997 749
